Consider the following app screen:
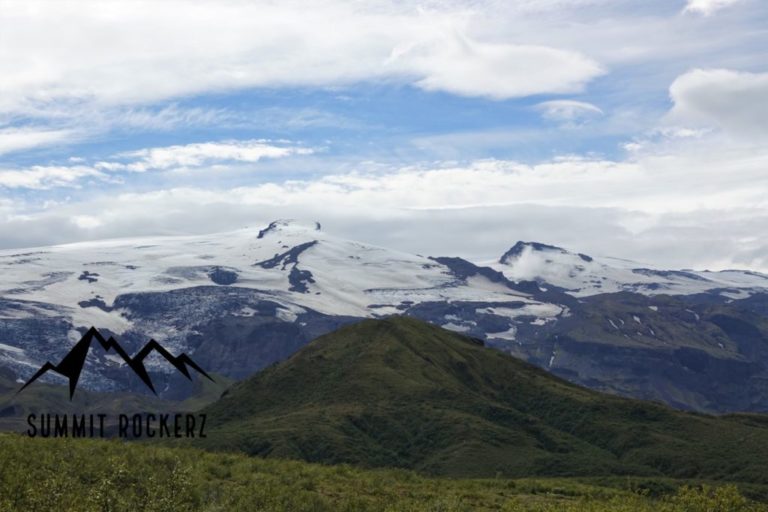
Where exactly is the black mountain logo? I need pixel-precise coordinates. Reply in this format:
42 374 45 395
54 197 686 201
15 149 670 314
18 327 214 399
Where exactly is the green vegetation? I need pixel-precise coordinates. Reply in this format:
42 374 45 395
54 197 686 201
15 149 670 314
4 317 768 511
201 317 768 483
1 434 766 511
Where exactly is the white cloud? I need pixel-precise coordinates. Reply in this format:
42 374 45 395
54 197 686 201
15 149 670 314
684 0 741 15
107 105 239 132
535 100 604 123
0 165 104 189
0 139 313 187
667 68 768 139
0 105 240 155
0 127 79 155
222 153 764 216
392 38 603 99
71 215 103 229
98 140 314 172
0 0 603 116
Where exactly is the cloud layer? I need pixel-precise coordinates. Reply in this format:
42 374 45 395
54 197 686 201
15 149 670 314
0 139 312 189
0 0 603 118
1 132 766 270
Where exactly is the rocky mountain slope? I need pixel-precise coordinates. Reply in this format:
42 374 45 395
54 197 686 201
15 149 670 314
1 220 766 412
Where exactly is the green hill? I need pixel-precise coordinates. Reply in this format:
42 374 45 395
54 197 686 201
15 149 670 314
201 316 768 482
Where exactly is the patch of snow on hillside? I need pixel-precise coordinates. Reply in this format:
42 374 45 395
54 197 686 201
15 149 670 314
489 326 517 341
442 322 470 333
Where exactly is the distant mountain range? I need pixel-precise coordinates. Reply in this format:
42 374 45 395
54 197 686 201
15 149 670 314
0 219 767 412
200 316 768 481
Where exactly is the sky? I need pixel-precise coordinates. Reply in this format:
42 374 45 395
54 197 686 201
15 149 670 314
0 0 767 271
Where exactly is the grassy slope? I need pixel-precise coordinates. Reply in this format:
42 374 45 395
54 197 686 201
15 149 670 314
201 316 768 483
0 434 765 512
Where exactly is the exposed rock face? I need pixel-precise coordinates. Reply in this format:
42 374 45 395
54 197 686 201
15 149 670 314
207 267 238 285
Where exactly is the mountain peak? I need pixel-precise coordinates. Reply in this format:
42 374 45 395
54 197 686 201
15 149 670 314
257 219 321 239
500 241 593 265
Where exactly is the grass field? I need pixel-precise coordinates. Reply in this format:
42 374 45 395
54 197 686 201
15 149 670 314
0 434 766 512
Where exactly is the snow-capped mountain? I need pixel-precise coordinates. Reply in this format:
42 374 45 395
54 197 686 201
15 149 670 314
1 220 767 413
2 220 531 320
0 220 553 390
492 241 768 298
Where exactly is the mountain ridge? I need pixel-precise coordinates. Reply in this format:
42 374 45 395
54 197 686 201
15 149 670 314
0 220 767 413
